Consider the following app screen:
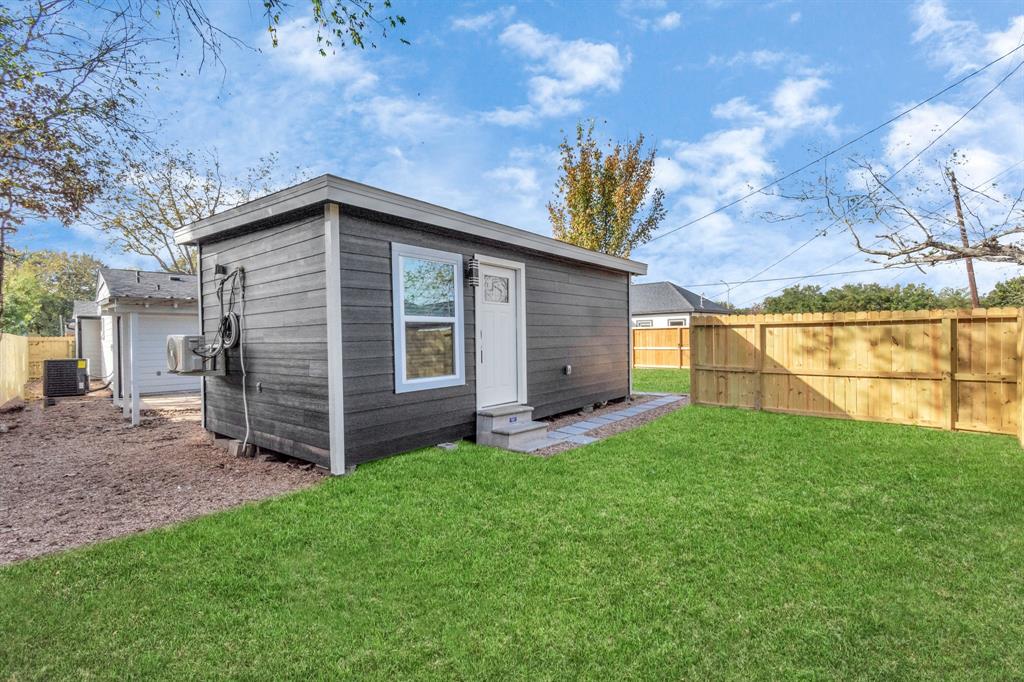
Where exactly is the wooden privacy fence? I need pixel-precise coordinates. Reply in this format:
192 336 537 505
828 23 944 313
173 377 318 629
27 336 75 380
691 308 1024 441
0 334 30 404
633 327 691 368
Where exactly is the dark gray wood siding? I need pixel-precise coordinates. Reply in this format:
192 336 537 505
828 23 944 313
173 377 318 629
199 210 330 467
338 206 629 465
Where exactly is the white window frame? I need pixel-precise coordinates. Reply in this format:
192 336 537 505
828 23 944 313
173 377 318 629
668 318 689 328
391 242 465 393
635 319 654 328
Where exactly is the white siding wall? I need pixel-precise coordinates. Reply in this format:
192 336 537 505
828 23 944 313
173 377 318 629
133 313 200 395
100 316 115 383
631 312 691 329
78 318 103 379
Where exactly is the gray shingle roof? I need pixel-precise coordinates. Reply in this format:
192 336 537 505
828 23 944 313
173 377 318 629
98 269 197 302
631 281 732 315
73 300 100 317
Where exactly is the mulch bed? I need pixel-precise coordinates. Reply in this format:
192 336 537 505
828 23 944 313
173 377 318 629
0 389 323 565
531 394 689 457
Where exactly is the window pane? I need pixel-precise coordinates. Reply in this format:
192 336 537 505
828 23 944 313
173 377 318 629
403 257 455 317
484 275 509 303
405 322 454 379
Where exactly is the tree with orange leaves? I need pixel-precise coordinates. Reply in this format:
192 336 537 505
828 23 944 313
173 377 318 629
548 121 666 258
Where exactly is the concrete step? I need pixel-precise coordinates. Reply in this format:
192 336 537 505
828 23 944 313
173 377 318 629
477 417 549 451
476 403 534 433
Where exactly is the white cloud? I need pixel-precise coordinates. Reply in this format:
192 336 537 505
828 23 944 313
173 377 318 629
268 20 378 92
486 23 627 125
451 5 516 32
706 49 820 76
789 11 801 23
654 12 682 31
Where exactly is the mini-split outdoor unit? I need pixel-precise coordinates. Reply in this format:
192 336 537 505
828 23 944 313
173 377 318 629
42 359 89 397
166 335 207 374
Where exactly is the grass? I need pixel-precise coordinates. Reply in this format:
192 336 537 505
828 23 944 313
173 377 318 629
633 367 690 393
3 407 1024 679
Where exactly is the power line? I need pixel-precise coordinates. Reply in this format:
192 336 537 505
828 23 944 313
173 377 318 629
734 159 1024 306
644 41 1024 245
678 265 918 288
725 54 1024 296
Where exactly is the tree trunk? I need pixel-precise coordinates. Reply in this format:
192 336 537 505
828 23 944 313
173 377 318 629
948 169 980 307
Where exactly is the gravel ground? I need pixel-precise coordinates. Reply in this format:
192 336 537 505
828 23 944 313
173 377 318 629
532 394 689 457
0 389 323 565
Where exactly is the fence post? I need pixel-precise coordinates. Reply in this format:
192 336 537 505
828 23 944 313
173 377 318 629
753 322 764 411
1018 309 1024 447
676 327 683 369
690 321 700 403
941 316 957 430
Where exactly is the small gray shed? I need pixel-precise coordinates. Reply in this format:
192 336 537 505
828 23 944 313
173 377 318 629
175 175 647 473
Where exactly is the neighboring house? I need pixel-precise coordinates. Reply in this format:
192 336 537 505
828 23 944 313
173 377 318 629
95 269 200 425
174 175 647 474
72 300 103 379
631 281 732 328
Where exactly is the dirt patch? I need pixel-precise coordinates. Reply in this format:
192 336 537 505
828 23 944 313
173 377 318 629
0 390 323 565
531 394 689 457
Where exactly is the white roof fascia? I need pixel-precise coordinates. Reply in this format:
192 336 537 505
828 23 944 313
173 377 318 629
175 175 647 275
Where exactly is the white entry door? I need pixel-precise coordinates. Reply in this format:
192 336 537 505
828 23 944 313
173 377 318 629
477 263 520 407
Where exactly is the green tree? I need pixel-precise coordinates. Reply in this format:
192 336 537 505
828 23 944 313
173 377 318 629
1 250 105 335
764 282 973 314
548 121 666 258
983 276 1024 307
762 285 826 313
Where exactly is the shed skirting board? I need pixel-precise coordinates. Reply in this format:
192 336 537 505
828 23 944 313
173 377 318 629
324 202 347 475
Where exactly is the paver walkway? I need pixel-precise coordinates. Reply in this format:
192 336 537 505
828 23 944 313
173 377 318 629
545 393 687 446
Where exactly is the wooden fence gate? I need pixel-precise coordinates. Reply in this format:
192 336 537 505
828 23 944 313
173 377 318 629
691 309 1024 442
633 327 691 369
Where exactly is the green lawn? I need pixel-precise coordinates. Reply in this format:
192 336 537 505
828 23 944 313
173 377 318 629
3 407 1024 679
633 367 690 393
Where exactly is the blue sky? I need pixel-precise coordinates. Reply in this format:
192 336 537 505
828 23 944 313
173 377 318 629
18 0 1024 305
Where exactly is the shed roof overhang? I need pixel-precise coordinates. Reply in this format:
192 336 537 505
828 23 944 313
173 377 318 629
174 175 648 276
98 296 196 315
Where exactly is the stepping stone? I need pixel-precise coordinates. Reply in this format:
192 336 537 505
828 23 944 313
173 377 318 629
558 425 590 435
590 416 616 424
565 434 597 445
573 420 603 430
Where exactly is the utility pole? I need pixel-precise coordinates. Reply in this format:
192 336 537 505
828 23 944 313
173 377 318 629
947 168 980 307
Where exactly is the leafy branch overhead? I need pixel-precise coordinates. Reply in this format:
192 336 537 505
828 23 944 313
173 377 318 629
548 121 666 259
263 0 408 52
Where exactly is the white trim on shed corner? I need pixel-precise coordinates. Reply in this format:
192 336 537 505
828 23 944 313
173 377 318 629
324 202 346 476
628 277 634 394
174 175 647 276
474 253 527 410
